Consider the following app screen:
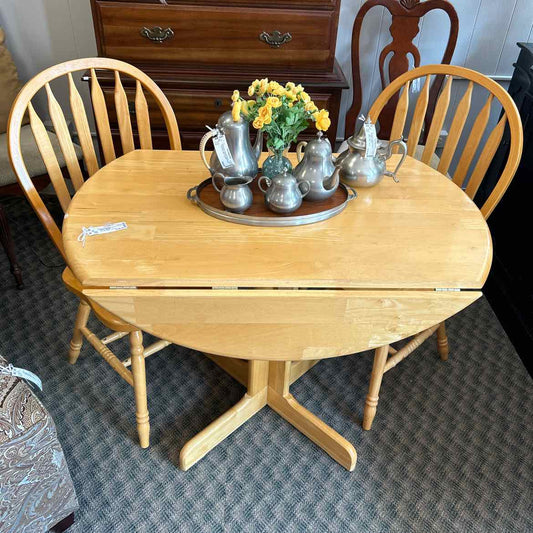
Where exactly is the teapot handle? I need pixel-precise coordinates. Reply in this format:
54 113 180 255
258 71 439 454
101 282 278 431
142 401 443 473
199 129 215 173
384 139 407 183
296 141 307 163
211 172 225 192
258 176 272 194
297 179 311 197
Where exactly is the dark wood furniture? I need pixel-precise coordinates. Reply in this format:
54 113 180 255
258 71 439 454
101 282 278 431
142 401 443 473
88 0 348 150
480 43 533 375
0 202 23 289
344 0 458 138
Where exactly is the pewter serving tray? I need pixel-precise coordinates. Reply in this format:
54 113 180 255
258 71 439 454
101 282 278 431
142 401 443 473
187 178 356 227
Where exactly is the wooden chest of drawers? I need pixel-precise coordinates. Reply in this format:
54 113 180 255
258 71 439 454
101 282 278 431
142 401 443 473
89 0 347 150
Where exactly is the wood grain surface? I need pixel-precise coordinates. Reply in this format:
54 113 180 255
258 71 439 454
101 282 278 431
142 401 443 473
62 150 492 290
84 288 482 360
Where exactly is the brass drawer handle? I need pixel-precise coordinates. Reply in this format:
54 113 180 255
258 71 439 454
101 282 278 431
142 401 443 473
259 31 292 48
140 26 174 43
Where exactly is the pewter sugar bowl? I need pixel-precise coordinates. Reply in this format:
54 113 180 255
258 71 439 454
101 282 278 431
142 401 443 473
335 121 407 188
294 132 340 201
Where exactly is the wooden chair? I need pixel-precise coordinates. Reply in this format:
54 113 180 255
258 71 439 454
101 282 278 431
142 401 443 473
345 0 458 139
361 64 523 430
7 57 182 447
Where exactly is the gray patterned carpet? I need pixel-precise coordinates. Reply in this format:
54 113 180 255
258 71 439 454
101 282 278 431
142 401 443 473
1 194 532 533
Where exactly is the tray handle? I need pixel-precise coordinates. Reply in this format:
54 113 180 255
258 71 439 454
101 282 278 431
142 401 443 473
187 185 199 204
346 186 357 202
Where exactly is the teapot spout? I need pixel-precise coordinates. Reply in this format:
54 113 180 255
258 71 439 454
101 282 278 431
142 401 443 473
324 167 340 191
333 148 348 166
253 129 263 161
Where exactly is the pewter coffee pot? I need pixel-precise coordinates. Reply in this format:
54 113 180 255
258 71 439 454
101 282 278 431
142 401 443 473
200 110 263 178
294 132 340 201
335 118 407 188
258 171 311 214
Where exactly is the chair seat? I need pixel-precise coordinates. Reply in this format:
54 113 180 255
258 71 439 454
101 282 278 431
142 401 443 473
0 124 82 187
62 267 137 333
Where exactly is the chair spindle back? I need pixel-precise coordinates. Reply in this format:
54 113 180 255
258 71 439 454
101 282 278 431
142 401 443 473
7 57 181 259
368 64 523 219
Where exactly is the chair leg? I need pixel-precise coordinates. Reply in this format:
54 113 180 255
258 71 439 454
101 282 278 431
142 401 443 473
68 301 91 364
436 321 449 361
0 204 23 289
363 345 389 431
130 330 150 448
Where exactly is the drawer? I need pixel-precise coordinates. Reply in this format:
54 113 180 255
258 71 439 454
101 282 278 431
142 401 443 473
102 86 334 131
104 0 338 8
94 2 338 71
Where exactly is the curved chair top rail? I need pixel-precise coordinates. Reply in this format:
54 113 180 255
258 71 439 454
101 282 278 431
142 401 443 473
368 64 523 219
345 0 459 138
7 57 181 260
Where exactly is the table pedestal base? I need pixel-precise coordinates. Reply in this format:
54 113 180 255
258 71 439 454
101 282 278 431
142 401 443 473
179 360 357 472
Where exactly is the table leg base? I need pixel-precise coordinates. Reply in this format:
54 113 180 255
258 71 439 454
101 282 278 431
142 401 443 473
179 360 356 472
267 389 357 471
179 389 267 470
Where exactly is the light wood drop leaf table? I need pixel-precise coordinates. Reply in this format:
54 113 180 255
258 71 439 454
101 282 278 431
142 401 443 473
62 150 492 471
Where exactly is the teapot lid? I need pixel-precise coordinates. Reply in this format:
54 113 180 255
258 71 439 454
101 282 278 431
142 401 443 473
346 116 373 150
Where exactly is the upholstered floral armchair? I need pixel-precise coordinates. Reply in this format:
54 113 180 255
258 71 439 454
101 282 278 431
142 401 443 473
0 355 78 532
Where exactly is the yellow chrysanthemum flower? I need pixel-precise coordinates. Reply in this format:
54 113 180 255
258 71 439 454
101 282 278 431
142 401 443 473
299 91 311 103
231 90 240 102
258 105 272 125
285 82 296 91
266 96 282 108
252 117 264 129
305 101 318 113
232 100 243 122
284 89 296 101
267 81 281 92
313 109 331 131
258 78 269 96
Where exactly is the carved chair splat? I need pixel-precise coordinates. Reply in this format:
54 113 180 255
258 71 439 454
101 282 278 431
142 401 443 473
345 0 458 139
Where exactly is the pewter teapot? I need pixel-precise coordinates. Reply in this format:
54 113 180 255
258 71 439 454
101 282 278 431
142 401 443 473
258 171 311 214
335 119 407 188
200 110 263 178
294 132 340 201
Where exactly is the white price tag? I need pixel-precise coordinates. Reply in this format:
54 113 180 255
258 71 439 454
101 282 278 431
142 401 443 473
77 222 128 246
212 132 235 169
364 121 378 158
0 364 43 391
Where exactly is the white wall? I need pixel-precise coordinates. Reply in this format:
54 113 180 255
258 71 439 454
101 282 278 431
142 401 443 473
0 0 96 117
1 0 532 138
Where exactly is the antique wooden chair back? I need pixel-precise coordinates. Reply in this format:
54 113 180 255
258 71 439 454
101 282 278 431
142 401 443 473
368 64 523 219
7 57 181 260
345 0 458 139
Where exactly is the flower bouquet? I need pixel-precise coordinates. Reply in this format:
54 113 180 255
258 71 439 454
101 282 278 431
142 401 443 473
231 79 331 178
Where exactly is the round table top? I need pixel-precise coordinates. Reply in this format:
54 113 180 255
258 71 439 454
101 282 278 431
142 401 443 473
61 150 491 360
63 150 491 291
